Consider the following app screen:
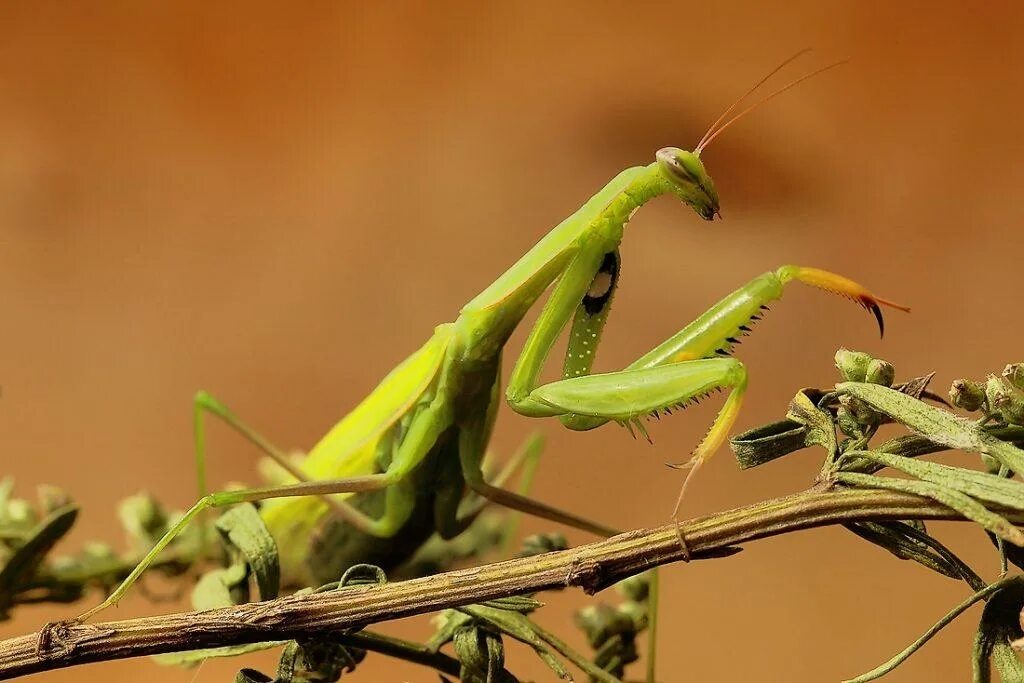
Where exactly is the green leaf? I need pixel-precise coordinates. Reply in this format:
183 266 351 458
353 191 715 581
846 450 1024 512
236 669 275 683
215 503 279 601
191 562 249 611
453 625 515 683
117 493 169 552
844 521 967 581
730 420 808 469
427 610 473 652
972 578 1024 682
477 595 542 613
277 637 364 683
460 603 620 682
786 390 838 457
338 563 387 588
837 472 1024 546
154 641 286 667
0 505 77 619
839 382 1024 474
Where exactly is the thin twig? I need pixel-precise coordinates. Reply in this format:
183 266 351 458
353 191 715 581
0 487 1019 680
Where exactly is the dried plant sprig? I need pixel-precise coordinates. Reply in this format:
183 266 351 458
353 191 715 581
0 488 1019 679
6 352 1024 680
732 351 1024 679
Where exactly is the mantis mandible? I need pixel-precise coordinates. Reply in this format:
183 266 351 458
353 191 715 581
76 53 908 623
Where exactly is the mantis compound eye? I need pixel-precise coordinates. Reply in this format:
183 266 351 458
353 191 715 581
656 147 697 183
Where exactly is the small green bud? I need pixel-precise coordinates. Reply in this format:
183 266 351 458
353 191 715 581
839 394 879 426
118 493 168 549
864 359 895 387
836 405 863 438
517 532 567 558
617 600 649 631
36 485 71 514
1003 363 1024 392
6 499 35 528
987 376 1024 425
575 603 634 647
949 378 986 412
835 348 874 382
616 573 650 602
83 542 116 561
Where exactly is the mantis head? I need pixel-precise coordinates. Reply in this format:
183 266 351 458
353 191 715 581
659 51 846 223
656 147 720 221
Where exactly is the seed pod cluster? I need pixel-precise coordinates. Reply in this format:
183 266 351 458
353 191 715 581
574 572 651 679
833 349 896 435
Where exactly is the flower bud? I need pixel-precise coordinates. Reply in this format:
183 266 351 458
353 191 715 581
839 394 879 426
988 376 1024 425
835 348 874 382
1003 363 1024 392
949 378 986 412
865 359 895 387
836 405 863 438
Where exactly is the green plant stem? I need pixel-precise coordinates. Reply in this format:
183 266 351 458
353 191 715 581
1 487 1023 680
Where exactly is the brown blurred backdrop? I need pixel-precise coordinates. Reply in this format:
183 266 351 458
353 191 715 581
2 2 1023 681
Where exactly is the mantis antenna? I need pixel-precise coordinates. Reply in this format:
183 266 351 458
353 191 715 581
695 48 813 151
696 57 848 155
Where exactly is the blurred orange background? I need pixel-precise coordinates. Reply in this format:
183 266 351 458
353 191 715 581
2 2 1023 681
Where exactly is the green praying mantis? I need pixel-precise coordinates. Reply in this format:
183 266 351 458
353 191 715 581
75 53 909 627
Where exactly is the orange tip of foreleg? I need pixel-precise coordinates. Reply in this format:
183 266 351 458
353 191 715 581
780 266 910 337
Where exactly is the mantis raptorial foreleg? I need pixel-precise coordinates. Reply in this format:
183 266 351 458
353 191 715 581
507 261 906 547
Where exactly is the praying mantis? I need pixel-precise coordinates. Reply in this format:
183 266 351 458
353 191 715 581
74 53 908 629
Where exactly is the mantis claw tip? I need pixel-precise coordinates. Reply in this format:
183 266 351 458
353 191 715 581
867 300 885 338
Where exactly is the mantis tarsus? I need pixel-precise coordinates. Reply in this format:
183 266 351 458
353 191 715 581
75 55 909 657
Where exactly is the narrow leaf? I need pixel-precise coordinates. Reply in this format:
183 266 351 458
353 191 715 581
730 420 808 469
839 383 1024 474
0 505 77 618
191 563 249 611
154 640 286 667
215 504 279 601
837 472 1024 546
972 578 1024 683
786 390 838 456
235 669 274 683
844 521 963 580
460 605 573 680
846 450 1024 511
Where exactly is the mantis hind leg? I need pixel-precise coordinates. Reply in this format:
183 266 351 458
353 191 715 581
77 393 453 622
192 390 403 538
